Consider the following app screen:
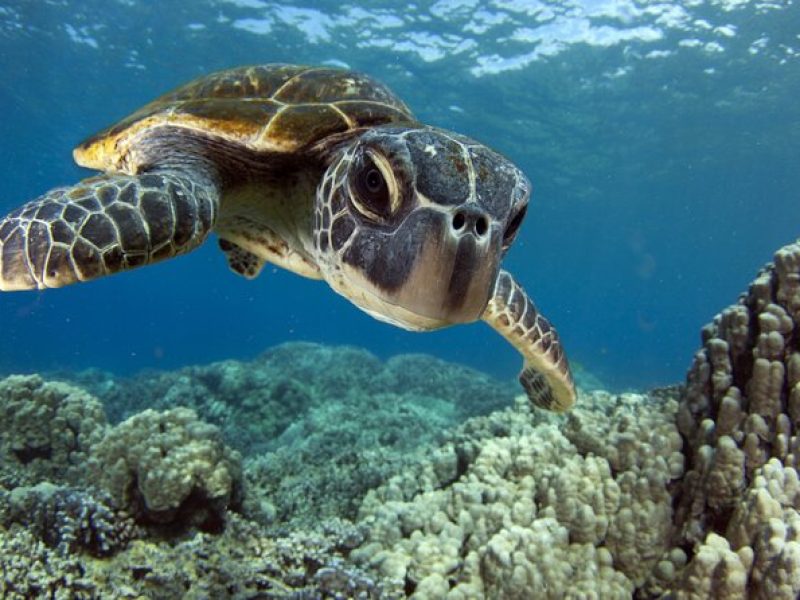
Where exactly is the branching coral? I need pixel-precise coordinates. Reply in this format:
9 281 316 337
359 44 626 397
0 482 135 556
78 515 390 598
0 527 97 599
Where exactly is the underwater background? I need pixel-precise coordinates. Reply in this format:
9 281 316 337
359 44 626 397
2 2 800 599
1 0 798 390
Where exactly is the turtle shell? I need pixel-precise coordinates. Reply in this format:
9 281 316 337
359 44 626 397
74 64 416 173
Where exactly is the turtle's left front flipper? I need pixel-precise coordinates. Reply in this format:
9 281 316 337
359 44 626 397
0 170 219 291
482 269 576 412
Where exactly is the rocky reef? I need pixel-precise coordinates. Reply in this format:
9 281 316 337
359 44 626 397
1 239 799 598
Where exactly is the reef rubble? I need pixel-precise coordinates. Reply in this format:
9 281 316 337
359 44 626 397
0 238 798 598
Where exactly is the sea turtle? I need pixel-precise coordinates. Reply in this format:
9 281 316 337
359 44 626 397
0 64 576 411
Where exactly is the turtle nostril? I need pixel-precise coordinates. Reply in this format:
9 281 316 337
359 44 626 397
475 216 488 237
452 210 490 237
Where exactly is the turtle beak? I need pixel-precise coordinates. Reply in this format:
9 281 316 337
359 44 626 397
398 205 500 324
336 206 502 330
351 206 502 330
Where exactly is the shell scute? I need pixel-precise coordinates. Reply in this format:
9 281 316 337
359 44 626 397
176 98 283 141
264 104 351 151
162 64 305 102
334 100 414 130
273 68 403 107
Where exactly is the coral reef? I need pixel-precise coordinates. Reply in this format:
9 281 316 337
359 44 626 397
244 382 460 530
673 239 800 597
0 514 393 599
69 344 518 531
88 407 243 529
69 343 516 455
0 527 96 599
83 516 392 599
352 391 682 598
0 482 136 556
0 375 106 487
0 371 387 598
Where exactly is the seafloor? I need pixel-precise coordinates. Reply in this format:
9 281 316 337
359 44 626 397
1 238 799 599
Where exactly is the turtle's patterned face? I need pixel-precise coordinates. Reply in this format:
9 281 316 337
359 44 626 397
312 126 530 331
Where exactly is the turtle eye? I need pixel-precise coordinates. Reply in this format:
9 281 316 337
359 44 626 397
351 152 396 221
503 205 527 249
364 168 384 195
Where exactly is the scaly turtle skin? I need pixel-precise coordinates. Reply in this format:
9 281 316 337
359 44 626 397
0 64 576 411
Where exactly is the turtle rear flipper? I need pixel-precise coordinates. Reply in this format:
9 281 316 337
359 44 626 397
0 170 218 290
218 239 266 279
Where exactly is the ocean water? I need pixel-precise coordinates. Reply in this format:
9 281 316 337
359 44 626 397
0 0 798 391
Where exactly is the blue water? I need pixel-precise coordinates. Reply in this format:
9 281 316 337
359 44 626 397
0 0 798 391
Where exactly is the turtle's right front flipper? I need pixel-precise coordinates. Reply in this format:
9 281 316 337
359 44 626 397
482 269 577 412
0 171 219 291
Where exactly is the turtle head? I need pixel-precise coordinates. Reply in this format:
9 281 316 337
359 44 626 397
312 126 530 331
